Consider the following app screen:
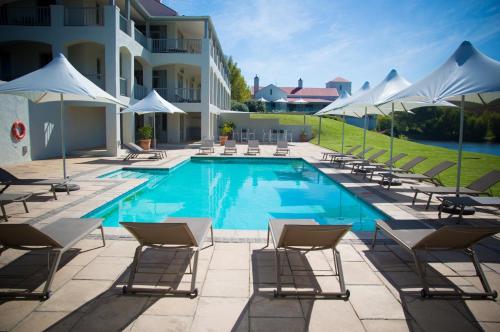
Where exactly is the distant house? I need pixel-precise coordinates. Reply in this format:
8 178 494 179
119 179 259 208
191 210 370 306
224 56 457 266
252 76 351 113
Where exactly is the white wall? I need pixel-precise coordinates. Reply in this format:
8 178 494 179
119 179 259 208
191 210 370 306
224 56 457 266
0 94 31 165
254 84 287 102
65 106 106 151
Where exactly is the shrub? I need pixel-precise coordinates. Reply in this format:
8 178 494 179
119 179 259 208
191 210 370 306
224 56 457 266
231 100 249 112
138 126 153 140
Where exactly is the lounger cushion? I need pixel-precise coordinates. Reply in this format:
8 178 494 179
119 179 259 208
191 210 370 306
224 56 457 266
166 218 212 247
376 219 435 250
412 186 480 195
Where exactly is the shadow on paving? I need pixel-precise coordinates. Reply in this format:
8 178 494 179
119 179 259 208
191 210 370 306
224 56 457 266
363 232 499 332
75 159 158 166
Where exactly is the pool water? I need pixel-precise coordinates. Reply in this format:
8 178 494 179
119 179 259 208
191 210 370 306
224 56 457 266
85 158 384 231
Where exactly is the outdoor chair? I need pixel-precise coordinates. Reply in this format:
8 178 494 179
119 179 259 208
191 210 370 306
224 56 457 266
0 192 32 221
199 140 214 154
321 145 361 160
267 219 351 299
241 129 248 142
380 160 455 189
412 170 500 209
275 140 290 156
223 140 237 155
357 153 407 178
373 156 428 182
120 218 214 298
372 218 500 299
0 168 69 200
247 140 260 155
349 149 387 173
0 218 105 300
123 142 166 160
331 147 374 167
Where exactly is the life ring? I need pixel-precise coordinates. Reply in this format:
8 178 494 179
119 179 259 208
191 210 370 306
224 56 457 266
11 121 26 140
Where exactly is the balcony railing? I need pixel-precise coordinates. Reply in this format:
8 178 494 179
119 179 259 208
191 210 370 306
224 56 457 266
84 73 105 89
155 88 201 103
151 39 202 54
0 6 50 26
134 84 148 100
120 77 127 96
64 7 103 26
134 28 147 48
119 14 127 33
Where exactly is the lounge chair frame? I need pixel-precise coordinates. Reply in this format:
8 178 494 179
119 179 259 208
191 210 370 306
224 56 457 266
0 168 69 200
372 219 499 299
123 143 166 160
199 140 215 154
380 161 455 189
267 219 350 299
0 218 105 300
247 140 260 155
0 192 32 221
223 140 237 155
321 145 361 160
121 218 214 298
275 141 290 156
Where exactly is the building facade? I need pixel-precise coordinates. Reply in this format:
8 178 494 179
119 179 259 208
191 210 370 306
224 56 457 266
253 76 352 114
0 0 230 164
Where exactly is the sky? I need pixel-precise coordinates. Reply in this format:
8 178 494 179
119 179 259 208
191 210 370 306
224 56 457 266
165 0 500 91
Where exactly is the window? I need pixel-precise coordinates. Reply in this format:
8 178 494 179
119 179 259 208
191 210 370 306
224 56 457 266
270 89 273 95
339 85 342 91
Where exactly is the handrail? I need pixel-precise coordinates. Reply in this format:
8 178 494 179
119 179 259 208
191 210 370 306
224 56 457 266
64 7 103 26
151 39 202 54
155 88 201 103
0 6 50 26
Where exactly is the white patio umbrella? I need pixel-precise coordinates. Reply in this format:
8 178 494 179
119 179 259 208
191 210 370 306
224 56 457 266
0 53 125 181
386 41 500 194
257 97 268 102
315 90 351 147
121 90 186 149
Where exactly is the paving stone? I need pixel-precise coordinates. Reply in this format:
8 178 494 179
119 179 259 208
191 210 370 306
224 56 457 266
202 269 249 297
191 297 249 332
209 249 249 270
301 298 364 332
0 300 40 331
249 294 303 318
343 261 383 285
348 285 406 319
74 256 131 280
361 319 417 332
130 315 192 332
143 296 198 316
11 311 69 332
250 317 306 332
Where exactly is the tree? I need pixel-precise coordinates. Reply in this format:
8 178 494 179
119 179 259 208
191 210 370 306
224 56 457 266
245 100 266 112
231 100 249 112
227 56 251 102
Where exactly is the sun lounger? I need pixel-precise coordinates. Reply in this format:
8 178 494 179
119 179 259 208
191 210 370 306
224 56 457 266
247 140 260 155
358 153 407 178
275 141 290 156
321 145 361 160
199 140 214 154
120 218 214 298
0 218 105 300
267 218 351 298
372 218 500 299
223 140 237 155
0 192 32 221
331 147 373 166
412 170 500 209
380 161 455 189
0 168 69 200
349 149 387 173
376 156 427 175
123 142 166 160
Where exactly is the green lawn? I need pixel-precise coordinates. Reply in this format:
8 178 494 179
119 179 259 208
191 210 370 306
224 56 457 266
251 113 500 196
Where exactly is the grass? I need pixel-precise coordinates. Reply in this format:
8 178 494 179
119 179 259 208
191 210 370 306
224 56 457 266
251 113 500 196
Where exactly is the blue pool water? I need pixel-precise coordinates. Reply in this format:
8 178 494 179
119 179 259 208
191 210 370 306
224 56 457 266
85 158 384 231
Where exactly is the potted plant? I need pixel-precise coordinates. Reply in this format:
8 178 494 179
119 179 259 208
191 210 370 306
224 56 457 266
219 120 235 146
137 125 153 150
300 129 308 142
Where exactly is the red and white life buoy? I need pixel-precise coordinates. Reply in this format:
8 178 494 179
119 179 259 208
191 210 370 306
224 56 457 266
11 121 26 141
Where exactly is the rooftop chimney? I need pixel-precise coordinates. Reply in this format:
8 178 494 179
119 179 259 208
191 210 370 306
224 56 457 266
298 78 303 89
254 75 260 95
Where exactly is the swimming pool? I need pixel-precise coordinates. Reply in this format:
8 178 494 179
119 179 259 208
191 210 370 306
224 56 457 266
84 158 384 231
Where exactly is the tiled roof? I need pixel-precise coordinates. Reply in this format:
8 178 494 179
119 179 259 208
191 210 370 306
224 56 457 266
138 0 178 16
328 76 351 83
280 87 339 97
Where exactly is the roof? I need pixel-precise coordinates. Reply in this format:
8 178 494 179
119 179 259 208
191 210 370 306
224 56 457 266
138 0 178 16
280 87 339 97
328 76 351 83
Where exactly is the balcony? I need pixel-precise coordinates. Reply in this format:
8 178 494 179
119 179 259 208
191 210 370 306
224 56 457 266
0 6 50 26
84 73 105 89
134 84 148 100
120 77 128 96
119 14 127 34
134 28 147 48
155 88 201 103
151 39 202 54
64 7 103 26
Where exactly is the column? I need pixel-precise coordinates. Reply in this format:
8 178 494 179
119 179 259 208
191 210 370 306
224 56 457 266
125 0 131 34
200 39 211 139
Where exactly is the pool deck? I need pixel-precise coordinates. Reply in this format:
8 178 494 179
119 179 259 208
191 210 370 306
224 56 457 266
0 142 499 331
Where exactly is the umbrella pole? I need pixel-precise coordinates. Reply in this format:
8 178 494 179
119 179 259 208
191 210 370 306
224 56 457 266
362 106 367 159
153 114 156 150
318 116 322 145
341 114 345 154
389 103 395 175
60 93 67 179
456 95 465 195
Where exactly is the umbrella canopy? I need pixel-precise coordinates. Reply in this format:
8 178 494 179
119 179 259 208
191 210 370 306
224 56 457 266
315 89 351 115
121 90 186 115
317 81 370 115
0 53 124 105
386 41 500 194
386 41 500 104
293 98 308 104
275 98 288 103
0 53 125 180
257 97 268 102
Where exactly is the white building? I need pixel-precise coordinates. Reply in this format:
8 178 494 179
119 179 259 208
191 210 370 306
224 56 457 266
0 0 231 164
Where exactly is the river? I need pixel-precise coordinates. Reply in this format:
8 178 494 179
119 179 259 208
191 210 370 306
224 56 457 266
411 140 500 156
